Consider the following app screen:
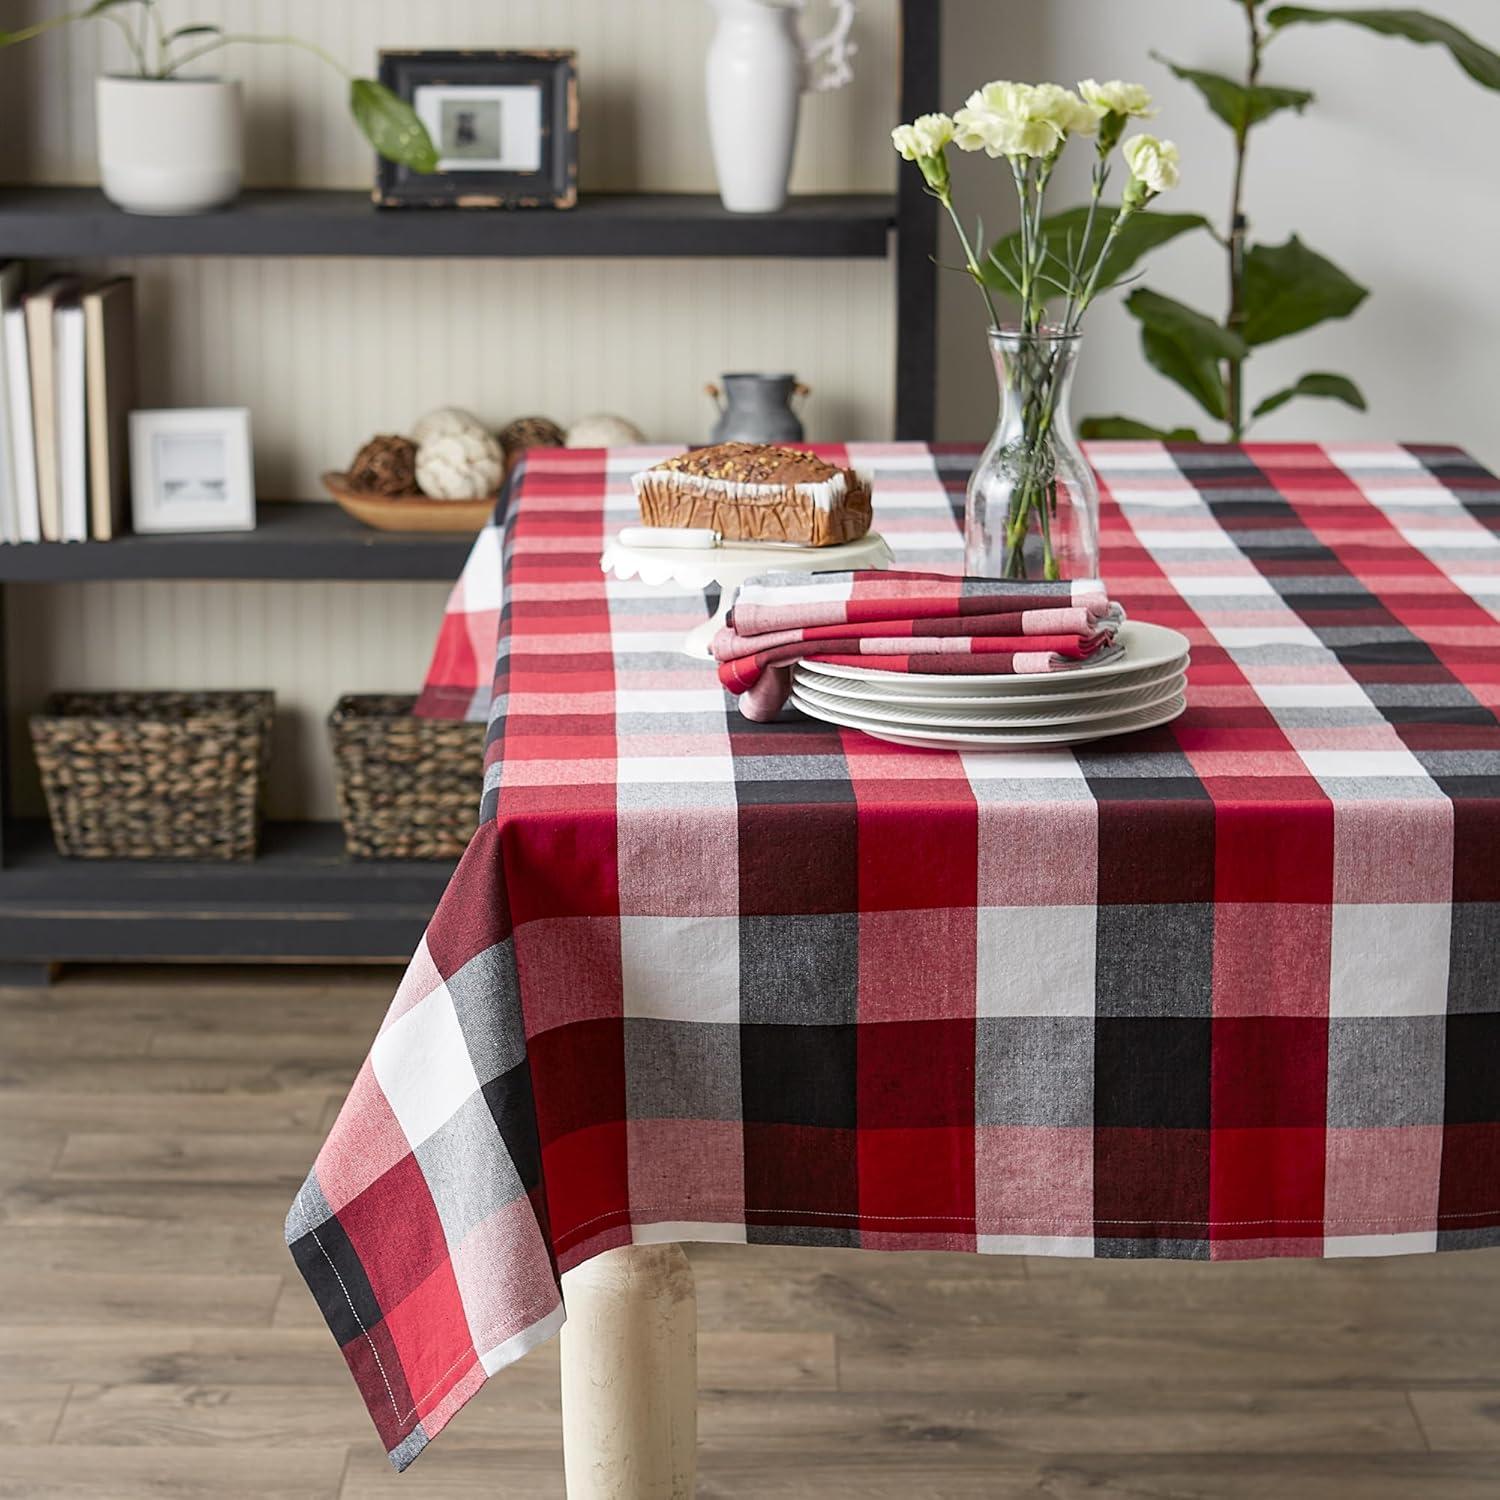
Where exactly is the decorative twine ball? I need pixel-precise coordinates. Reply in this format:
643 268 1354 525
498 415 566 474
565 413 647 448
348 434 417 496
411 406 491 447
414 428 505 500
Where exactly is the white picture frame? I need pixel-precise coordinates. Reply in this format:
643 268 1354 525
128 407 255 534
412 83 545 173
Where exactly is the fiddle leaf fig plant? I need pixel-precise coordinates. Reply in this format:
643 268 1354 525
1072 2 1500 442
0 0 439 173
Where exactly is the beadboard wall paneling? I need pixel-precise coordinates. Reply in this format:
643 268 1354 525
0 0 901 193
59 254 896 498
6 579 453 821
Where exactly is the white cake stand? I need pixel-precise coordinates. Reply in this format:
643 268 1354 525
600 531 894 658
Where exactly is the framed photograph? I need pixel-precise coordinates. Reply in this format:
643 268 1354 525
128 408 255 534
376 50 578 210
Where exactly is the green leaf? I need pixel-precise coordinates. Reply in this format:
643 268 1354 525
1140 328 1230 421
1242 235 1369 345
166 24 221 41
349 78 440 173
1252 371 1368 419
1155 54 1314 131
1080 416 1204 442
985 208 1211 302
1267 7 1500 89
1127 288 1249 360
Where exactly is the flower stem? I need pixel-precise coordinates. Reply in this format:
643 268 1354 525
938 193 1001 330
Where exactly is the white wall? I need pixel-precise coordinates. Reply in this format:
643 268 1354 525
938 0 1500 466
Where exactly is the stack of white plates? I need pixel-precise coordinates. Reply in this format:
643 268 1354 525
788 620 1191 751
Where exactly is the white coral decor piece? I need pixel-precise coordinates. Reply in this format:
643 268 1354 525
565 413 647 448
411 406 490 446
415 428 504 500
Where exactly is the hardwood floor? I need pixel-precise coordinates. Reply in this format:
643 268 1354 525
2 966 1498 1499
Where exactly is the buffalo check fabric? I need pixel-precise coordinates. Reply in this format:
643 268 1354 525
297 441 1500 1472
713 572 1126 720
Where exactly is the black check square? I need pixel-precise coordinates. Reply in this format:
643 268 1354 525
1446 1014 1500 1124
482 1057 542 1193
741 1023 856 1129
288 1214 383 1349
1094 1017 1213 1129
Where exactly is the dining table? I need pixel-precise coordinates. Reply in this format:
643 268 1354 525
288 439 1500 1492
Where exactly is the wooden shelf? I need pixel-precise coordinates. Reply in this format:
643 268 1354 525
0 501 480 581
0 187 897 260
0 820 457 964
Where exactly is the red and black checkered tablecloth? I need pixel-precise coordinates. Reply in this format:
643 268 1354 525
290 442 1500 1471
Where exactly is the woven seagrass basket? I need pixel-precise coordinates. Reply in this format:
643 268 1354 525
29 690 274 861
328 695 482 861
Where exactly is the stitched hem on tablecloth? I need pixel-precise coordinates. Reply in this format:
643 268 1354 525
550 1204 1500 1251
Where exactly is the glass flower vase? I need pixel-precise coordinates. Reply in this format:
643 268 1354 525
964 327 1101 582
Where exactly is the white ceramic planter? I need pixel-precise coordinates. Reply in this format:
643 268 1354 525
96 76 243 215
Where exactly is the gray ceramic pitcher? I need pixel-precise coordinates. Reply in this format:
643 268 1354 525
705 373 810 444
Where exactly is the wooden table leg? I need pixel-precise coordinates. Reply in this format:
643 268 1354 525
559 1243 697 1498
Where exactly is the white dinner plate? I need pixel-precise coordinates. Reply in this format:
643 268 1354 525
793 620 1190 698
788 686 1188 750
792 655 1189 711
791 674 1187 730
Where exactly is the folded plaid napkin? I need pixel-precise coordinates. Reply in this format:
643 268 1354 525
715 570 1125 721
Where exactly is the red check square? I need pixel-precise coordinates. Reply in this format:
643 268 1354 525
1209 1126 1326 1241
1212 1017 1329 1128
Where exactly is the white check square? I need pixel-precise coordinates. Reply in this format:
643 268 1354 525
370 984 483 1148
977 906 1096 1017
621 914 740 1022
1329 903 1452 1016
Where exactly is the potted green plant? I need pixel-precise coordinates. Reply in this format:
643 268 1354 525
1 0 438 215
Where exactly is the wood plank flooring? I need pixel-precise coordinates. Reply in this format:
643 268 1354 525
2 966 1498 1499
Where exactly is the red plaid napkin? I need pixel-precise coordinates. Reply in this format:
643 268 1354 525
715 570 1124 720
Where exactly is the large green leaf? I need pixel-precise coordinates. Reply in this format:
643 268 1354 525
985 208 1211 302
1127 288 1248 360
1139 329 1230 422
1080 415 1204 442
1252 371 1368 419
1242 236 1369 346
349 78 440 173
1267 7 1500 88
1156 54 1314 131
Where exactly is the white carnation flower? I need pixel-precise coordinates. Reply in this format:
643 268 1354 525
954 82 1056 159
1123 134 1182 195
1079 80 1156 120
895 112 954 160
1031 82 1102 138
954 81 1099 159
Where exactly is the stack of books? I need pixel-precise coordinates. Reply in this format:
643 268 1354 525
0 263 138 544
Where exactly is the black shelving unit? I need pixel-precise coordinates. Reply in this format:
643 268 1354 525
0 2 941 979
0 187 898 262
0 501 478 582
0 525 474 983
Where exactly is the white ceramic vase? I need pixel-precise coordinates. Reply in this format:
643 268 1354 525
96 76 244 215
706 0 806 214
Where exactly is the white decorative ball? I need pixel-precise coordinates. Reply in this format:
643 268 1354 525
415 428 505 500
411 406 490 447
565 413 647 448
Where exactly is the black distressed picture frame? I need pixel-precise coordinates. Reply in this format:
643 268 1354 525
375 50 579 210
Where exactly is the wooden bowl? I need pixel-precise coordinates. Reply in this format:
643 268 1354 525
321 472 497 534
